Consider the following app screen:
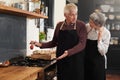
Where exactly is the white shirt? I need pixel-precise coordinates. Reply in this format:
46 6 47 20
86 23 111 56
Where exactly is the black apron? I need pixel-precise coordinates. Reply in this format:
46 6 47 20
84 39 105 80
56 22 84 80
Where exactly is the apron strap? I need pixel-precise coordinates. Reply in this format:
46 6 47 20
60 21 76 30
60 22 65 30
74 23 76 30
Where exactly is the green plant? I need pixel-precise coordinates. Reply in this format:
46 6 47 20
39 32 46 41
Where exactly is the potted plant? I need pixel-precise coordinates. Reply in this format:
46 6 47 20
39 32 46 42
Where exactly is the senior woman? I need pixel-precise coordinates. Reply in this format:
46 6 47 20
84 11 111 80
30 3 87 80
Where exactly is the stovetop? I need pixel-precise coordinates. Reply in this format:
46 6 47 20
10 56 56 68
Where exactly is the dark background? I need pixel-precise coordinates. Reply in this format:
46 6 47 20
44 0 54 28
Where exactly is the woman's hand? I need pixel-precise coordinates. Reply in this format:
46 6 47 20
98 27 104 41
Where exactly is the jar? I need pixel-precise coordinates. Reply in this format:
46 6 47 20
115 24 120 30
113 37 119 45
111 24 115 30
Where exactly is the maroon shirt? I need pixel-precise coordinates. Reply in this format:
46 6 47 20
41 20 87 56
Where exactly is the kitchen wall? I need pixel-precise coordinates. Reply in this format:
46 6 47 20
47 0 66 41
54 0 66 27
26 19 40 56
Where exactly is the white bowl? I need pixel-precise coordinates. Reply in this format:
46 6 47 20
109 14 115 20
116 15 120 20
100 5 111 12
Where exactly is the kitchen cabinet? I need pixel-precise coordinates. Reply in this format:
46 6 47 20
0 5 48 19
0 66 44 80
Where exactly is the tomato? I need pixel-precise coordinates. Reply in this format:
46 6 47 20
30 44 34 50
4 60 10 64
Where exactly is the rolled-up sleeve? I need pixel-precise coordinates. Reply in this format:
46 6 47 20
97 30 111 55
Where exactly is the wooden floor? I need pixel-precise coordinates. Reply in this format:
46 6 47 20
54 74 120 80
106 74 120 80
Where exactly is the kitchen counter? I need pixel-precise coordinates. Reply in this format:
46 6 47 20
0 66 44 80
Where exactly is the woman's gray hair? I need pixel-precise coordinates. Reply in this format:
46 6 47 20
64 3 78 14
90 11 107 26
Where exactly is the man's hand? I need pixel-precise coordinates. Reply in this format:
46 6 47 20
57 51 68 60
30 41 42 47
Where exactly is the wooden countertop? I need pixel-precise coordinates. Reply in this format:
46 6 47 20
0 66 44 80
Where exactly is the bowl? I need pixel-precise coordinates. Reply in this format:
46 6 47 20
100 5 111 12
116 15 120 20
0 60 10 67
109 14 115 20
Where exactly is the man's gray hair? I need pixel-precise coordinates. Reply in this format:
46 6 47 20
64 3 78 14
90 11 107 26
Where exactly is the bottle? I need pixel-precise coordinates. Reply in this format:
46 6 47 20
28 1 35 12
34 0 41 13
40 1 45 15
111 24 115 30
45 6 48 16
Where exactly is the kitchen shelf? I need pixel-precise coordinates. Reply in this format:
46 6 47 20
0 5 48 19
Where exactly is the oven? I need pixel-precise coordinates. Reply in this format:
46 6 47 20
9 56 57 80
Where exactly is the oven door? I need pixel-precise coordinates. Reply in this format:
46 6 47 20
44 62 57 80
